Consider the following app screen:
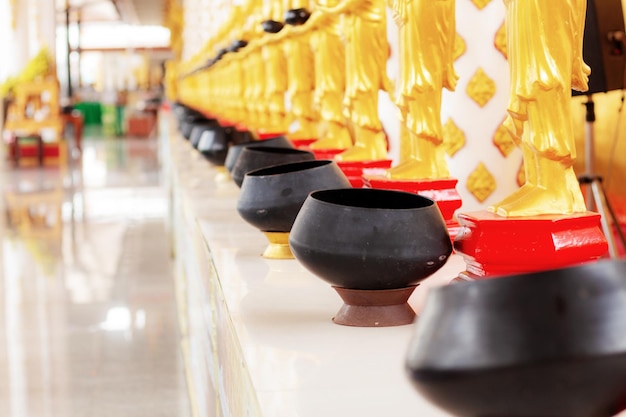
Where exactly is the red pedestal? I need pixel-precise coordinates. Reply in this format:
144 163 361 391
454 210 609 279
363 177 462 238
289 138 317 150
217 118 235 127
311 148 344 161
257 131 286 140
336 160 393 188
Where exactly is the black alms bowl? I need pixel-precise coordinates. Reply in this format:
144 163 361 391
197 125 232 166
224 135 293 173
189 121 219 148
231 146 315 188
405 260 626 417
289 188 452 290
237 160 351 233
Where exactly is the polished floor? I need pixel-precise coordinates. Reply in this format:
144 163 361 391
0 133 191 416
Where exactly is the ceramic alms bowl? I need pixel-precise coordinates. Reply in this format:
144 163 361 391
289 188 452 326
237 160 351 259
405 259 626 417
231 146 315 188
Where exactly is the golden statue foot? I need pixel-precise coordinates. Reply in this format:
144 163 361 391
487 183 535 214
335 143 387 162
385 158 449 180
495 185 586 217
288 119 318 140
335 130 387 162
311 129 353 150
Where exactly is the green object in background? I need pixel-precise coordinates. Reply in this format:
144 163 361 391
101 104 125 136
73 101 102 125
101 104 116 136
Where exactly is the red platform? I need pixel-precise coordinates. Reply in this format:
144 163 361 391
257 131 286 140
454 210 609 279
363 177 462 239
336 160 393 188
289 138 317 150
311 148 344 161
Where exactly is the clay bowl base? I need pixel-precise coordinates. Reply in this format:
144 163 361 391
262 232 294 259
331 285 418 327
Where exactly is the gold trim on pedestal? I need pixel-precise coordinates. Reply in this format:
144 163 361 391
262 232 294 259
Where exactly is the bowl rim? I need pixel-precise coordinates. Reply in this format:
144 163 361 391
240 146 313 155
245 159 335 178
307 188 436 211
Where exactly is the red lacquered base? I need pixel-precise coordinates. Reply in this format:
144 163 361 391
454 210 609 279
289 138 317 150
257 131 286 140
217 119 235 127
364 176 462 240
311 148 344 161
336 160 393 188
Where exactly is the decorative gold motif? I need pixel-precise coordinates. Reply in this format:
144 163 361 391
492 119 516 157
494 21 507 59
454 33 466 62
466 67 496 108
471 0 493 10
443 118 465 157
467 162 496 203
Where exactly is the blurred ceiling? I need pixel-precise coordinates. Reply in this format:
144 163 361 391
56 0 166 26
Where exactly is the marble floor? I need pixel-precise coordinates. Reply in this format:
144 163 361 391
0 133 191 416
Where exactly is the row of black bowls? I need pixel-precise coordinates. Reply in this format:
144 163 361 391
173 104 626 417
173 105 455 291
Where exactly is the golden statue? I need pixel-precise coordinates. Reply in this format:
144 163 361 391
386 0 458 179
282 0 318 140
308 0 353 150
316 0 391 161
239 0 267 130
261 1 289 133
489 0 589 217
